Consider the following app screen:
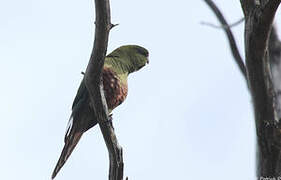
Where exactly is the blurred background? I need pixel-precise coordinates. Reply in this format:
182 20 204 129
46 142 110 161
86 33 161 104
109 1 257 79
0 0 280 179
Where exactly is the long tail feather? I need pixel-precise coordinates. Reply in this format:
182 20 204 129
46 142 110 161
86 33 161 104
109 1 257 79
51 132 83 179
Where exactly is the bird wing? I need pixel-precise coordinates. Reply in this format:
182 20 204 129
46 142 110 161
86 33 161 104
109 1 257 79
72 78 87 110
64 79 87 143
52 80 95 179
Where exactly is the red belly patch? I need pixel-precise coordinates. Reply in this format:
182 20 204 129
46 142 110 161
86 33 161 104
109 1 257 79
102 67 128 110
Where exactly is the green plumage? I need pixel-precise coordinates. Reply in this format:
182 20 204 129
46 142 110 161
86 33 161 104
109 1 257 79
52 45 149 179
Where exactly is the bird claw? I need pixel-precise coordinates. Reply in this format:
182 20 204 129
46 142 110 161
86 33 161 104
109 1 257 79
106 114 114 129
109 114 113 120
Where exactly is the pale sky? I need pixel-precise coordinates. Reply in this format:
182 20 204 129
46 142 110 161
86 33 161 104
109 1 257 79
0 0 281 179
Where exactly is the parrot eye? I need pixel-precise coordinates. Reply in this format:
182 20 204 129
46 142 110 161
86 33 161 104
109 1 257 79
136 47 149 57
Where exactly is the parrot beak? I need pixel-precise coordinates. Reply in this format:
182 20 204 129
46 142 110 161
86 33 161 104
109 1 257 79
147 57 149 64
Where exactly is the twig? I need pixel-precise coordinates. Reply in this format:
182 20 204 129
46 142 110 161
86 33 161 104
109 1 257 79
110 23 119 29
84 0 124 180
203 0 247 82
200 17 244 29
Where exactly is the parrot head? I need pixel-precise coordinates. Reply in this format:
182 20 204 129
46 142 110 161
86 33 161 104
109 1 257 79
108 45 149 73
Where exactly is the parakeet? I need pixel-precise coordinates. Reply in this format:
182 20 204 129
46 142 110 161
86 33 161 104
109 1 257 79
51 45 149 179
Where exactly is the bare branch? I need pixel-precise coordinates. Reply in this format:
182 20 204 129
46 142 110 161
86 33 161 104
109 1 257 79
269 27 281 65
84 0 124 180
239 0 281 177
204 0 281 177
263 26 281 129
200 17 244 29
110 23 119 29
203 0 247 81
240 0 256 15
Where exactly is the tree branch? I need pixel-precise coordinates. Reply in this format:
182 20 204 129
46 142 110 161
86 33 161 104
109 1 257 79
203 0 247 81
84 0 124 180
240 0 256 16
269 26 281 120
204 0 281 177
200 17 244 29
239 0 281 177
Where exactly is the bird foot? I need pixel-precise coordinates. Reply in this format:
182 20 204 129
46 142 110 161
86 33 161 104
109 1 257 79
108 114 114 129
100 114 114 129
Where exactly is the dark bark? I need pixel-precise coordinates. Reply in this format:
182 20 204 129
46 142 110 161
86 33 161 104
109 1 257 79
269 27 281 120
240 0 281 177
204 0 281 178
84 0 124 180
